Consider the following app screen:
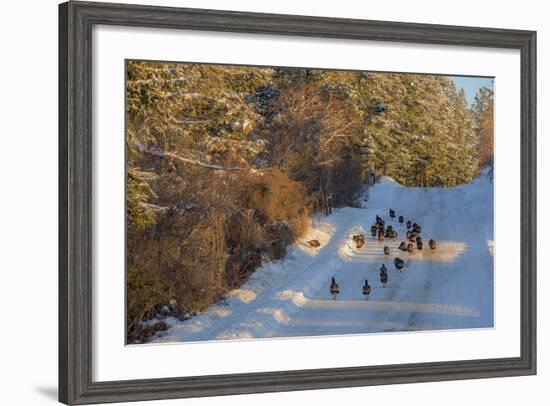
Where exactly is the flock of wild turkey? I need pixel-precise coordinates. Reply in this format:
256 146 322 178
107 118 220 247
329 208 438 300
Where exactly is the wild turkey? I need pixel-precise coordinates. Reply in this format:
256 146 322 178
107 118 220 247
362 279 372 298
394 257 405 271
408 233 417 243
353 234 365 249
376 215 384 227
380 269 388 287
390 230 398 239
429 239 437 250
330 277 340 299
407 243 414 253
406 220 412 229
380 264 387 274
398 215 404 224
413 223 422 234
384 245 390 255
399 241 408 251
308 240 321 248
389 208 395 219
371 225 377 237
416 236 423 243
377 228 385 242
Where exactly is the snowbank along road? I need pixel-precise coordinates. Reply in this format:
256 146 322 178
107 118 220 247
153 173 494 342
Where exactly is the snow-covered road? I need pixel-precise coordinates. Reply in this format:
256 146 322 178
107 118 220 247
153 173 494 343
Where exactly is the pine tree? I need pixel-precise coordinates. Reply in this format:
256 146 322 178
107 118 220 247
472 87 494 168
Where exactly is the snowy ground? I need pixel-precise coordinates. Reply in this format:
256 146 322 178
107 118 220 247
153 172 494 343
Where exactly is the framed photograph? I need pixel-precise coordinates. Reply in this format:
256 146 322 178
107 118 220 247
59 1 536 404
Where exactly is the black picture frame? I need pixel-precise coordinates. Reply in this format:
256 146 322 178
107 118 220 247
59 1 537 404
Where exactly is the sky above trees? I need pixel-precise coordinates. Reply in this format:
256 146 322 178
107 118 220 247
450 76 494 106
